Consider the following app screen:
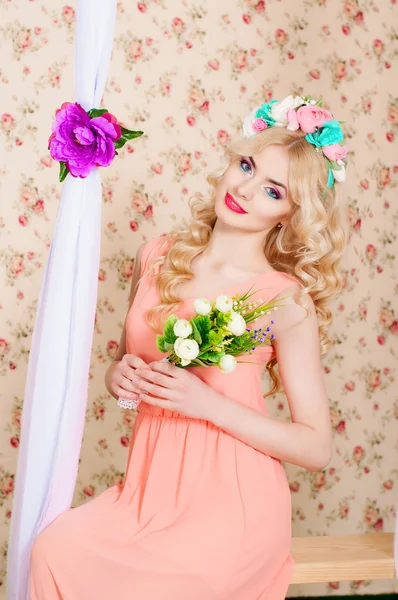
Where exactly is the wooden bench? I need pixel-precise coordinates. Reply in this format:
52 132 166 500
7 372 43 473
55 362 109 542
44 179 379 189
291 532 395 584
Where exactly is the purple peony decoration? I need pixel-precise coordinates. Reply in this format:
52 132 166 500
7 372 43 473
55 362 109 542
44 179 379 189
48 102 143 182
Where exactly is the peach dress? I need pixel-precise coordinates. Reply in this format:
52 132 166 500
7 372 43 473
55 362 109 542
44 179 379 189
30 234 299 600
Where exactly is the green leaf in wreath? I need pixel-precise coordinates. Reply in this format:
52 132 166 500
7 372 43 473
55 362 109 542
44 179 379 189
87 108 109 118
164 314 178 344
59 161 69 183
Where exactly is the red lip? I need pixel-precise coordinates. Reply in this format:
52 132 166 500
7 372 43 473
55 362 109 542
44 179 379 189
225 193 247 214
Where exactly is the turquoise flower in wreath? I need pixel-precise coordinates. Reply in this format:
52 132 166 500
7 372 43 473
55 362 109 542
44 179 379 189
255 100 278 127
305 120 344 148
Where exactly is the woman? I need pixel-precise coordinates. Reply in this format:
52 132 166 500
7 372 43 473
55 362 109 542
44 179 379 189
30 94 348 599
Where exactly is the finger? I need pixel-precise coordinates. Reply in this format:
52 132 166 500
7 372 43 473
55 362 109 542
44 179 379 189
138 393 174 411
134 368 180 389
118 374 145 395
132 376 178 401
124 355 150 370
148 361 183 378
121 365 150 384
133 377 176 399
113 385 139 401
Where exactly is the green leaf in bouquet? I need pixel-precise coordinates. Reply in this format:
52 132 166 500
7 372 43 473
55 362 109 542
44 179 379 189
191 320 202 345
190 357 210 367
228 338 246 352
209 329 224 346
193 315 211 345
156 334 167 353
199 350 225 363
164 341 174 352
164 314 178 344
216 312 230 328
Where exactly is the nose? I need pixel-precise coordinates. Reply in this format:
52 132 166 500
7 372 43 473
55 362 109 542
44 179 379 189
235 179 255 202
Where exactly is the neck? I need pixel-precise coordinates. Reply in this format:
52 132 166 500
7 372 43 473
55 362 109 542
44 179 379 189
200 220 271 273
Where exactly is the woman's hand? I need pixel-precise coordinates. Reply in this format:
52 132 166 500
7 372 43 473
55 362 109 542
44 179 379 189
109 354 152 401
132 360 222 421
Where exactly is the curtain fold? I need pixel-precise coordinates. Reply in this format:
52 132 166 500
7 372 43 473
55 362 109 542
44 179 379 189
6 2 118 598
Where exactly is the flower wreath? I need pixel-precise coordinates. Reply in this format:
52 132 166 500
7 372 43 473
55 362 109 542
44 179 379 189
242 94 348 189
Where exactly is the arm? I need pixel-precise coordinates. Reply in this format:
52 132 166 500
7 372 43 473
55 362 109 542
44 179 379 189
104 242 145 399
209 285 333 472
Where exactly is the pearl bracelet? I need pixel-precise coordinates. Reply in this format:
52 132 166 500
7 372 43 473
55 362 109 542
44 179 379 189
117 396 140 410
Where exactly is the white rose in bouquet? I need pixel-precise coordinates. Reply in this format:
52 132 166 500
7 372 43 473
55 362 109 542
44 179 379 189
215 294 233 313
226 311 247 336
173 318 193 338
193 298 212 315
219 355 237 373
174 337 200 366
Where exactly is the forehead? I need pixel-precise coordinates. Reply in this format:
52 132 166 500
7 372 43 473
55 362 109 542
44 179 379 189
250 144 289 184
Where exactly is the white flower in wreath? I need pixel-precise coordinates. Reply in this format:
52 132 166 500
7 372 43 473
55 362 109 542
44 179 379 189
332 159 346 183
270 95 305 127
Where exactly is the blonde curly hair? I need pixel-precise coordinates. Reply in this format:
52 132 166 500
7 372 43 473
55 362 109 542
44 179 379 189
143 126 348 397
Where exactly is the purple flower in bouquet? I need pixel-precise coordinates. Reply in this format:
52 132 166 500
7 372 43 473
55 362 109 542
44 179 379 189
48 102 143 182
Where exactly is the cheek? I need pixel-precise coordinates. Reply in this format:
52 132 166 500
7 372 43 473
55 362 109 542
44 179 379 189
221 164 242 186
251 194 287 219
219 171 234 190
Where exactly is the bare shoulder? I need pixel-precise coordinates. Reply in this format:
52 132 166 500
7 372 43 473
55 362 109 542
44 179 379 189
270 283 318 339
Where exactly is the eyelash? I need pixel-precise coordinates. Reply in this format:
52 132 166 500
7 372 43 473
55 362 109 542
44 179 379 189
239 159 282 200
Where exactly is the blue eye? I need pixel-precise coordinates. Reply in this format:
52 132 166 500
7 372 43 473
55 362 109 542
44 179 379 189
240 159 252 174
265 187 281 200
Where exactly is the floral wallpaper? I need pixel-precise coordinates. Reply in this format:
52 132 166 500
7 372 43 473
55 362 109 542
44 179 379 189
1 0 398 597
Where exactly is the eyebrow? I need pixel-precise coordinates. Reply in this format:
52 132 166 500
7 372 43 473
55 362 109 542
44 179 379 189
249 156 288 194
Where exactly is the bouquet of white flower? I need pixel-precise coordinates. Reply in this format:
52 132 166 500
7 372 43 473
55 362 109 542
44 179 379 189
156 286 283 373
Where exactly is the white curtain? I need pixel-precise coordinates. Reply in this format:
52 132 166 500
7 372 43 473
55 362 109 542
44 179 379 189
6 1 118 598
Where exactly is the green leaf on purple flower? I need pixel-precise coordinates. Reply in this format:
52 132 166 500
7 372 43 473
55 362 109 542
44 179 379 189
114 129 144 150
59 161 69 183
87 108 109 118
